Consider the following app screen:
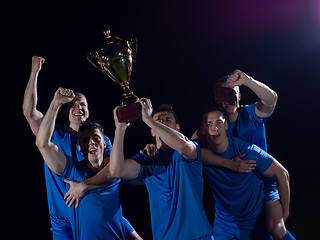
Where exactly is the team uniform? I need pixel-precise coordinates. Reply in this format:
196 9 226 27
61 155 133 240
224 103 295 240
226 103 279 204
46 123 133 239
131 141 214 240
204 136 273 239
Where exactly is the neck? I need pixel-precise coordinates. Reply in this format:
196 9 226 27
67 124 80 136
86 158 105 175
208 137 229 154
228 109 239 123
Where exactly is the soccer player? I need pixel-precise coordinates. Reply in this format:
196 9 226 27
23 56 139 239
109 98 214 240
35 87 142 240
200 107 293 240
193 69 294 239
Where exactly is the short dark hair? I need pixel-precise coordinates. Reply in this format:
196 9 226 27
78 119 104 136
152 104 179 124
200 105 228 126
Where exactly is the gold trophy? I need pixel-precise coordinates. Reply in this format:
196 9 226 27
87 29 141 122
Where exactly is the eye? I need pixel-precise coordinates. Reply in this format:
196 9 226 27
217 120 224 125
93 136 101 142
164 118 173 123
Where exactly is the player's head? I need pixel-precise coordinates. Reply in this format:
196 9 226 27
78 120 106 163
151 104 180 141
214 76 241 115
62 92 90 128
200 106 228 146
152 104 180 129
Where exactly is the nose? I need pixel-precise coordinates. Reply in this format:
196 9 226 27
88 138 95 145
210 124 219 132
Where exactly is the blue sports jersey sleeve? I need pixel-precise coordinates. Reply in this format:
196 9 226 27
245 103 268 125
123 217 135 236
245 144 273 173
131 153 152 179
103 135 112 158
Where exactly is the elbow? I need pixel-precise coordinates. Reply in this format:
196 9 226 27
277 167 290 184
35 135 48 150
178 141 197 159
109 162 121 179
272 91 278 105
284 168 290 182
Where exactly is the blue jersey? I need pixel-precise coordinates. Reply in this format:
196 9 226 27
46 123 112 217
226 103 268 151
226 103 279 204
204 137 273 229
61 156 130 240
131 141 213 240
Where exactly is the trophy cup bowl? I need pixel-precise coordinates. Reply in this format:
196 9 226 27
87 29 141 122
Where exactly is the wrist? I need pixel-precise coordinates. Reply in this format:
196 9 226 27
142 115 154 126
243 76 255 87
51 99 63 111
225 159 231 169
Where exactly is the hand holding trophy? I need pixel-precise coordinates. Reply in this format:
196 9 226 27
87 29 141 122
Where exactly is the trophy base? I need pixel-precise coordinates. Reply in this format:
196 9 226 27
117 102 142 122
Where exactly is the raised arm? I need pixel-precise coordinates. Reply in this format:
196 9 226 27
23 56 45 135
139 98 198 160
109 107 141 180
263 159 290 221
36 88 75 176
227 69 278 119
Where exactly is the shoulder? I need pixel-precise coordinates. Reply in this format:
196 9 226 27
51 123 68 142
61 156 88 181
130 152 149 164
239 103 266 125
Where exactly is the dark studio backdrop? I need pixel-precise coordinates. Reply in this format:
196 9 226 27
5 0 320 239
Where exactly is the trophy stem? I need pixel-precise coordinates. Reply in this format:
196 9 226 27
121 83 139 107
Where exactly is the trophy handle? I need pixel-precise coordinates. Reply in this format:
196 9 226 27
86 51 104 72
129 35 138 63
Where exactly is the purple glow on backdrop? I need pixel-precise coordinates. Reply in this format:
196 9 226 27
170 0 304 40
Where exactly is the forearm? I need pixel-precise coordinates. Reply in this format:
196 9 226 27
277 169 290 219
202 148 229 168
36 100 61 148
244 77 278 107
36 99 66 175
84 165 118 190
144 118 195 157
109 128 126 178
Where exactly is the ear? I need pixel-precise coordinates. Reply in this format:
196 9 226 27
225 121 228 131
78 145 82 152
176 124 180 132
150 129 156 137
87 109 90 118
200 126 205 135
103 140 106 149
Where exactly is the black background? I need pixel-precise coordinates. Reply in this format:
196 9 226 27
5 0 320 239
